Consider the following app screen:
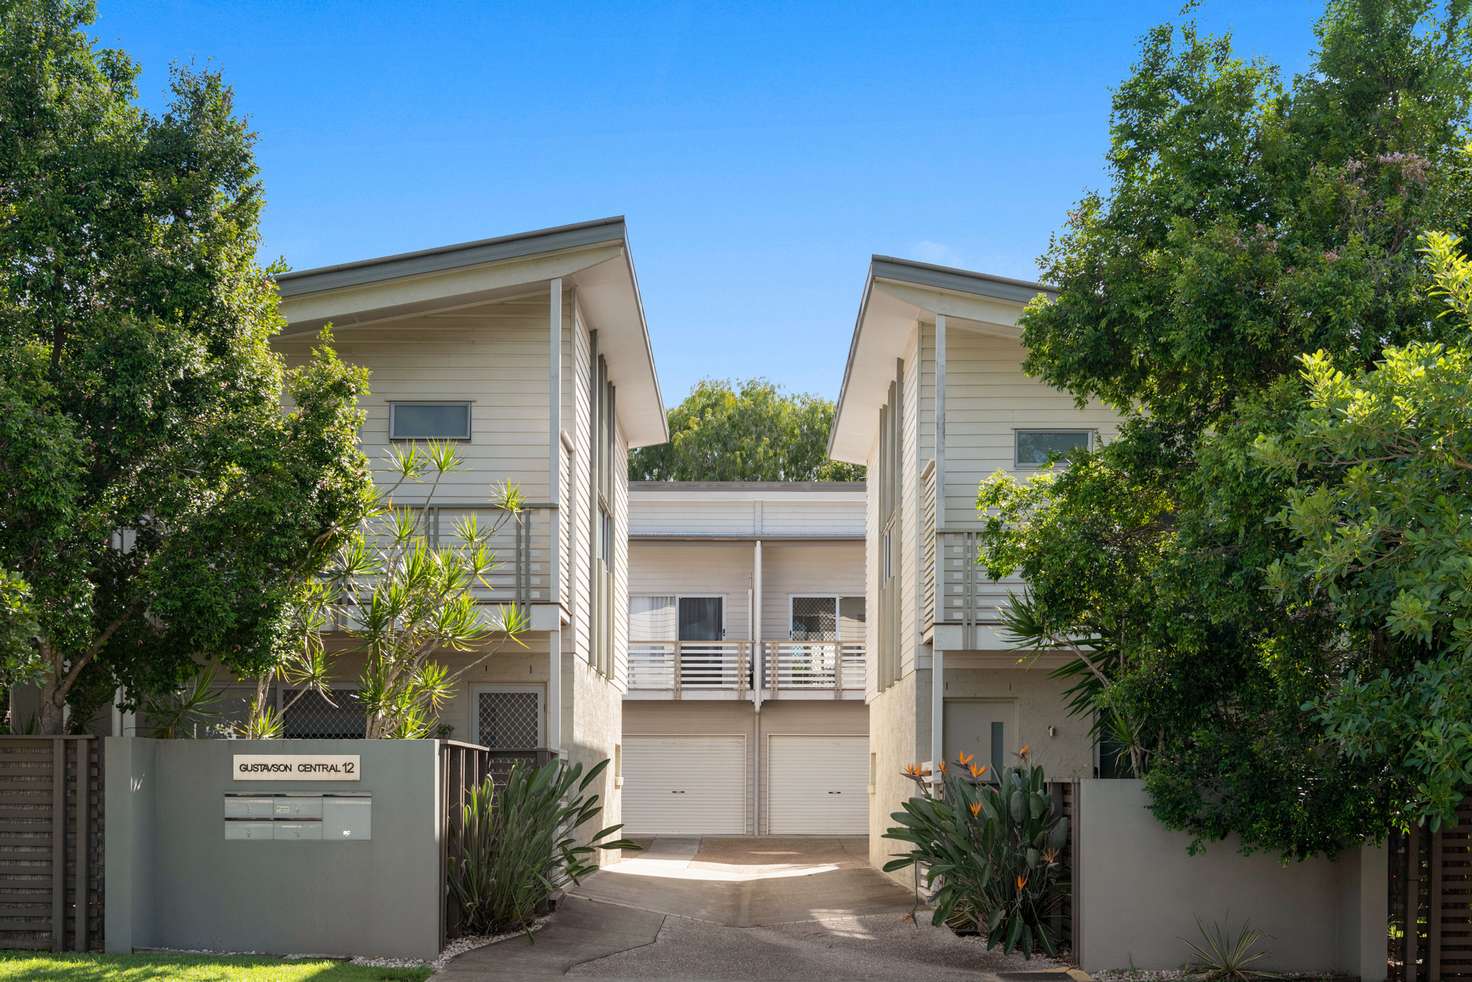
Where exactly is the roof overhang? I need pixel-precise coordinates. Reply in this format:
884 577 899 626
629 481 864 502
827 256 1055 464
276 217 668 447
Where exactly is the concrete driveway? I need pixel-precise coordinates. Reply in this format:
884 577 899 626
434 836 1072 981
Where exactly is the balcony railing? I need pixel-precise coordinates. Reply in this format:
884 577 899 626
934 529 1019 646
334 502 559 631
763 641 864 696
628 641 752 696
627 640 864 699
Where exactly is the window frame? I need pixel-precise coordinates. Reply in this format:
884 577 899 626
276 683 365 740
388 400 474 442
471 683 545 749
1013 428 1095 469
788 594 866 642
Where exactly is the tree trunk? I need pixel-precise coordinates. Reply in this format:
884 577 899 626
36 680 66 735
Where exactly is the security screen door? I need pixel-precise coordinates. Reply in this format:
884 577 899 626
678 596 724 687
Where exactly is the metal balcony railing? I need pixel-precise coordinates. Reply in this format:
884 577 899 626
627 640 865 699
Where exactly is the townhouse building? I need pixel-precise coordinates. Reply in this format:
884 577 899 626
269 217 668 832
827 256 1121 875
620 482 869 836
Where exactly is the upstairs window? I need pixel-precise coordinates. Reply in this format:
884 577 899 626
389 401 472 440
1015 429 1092 468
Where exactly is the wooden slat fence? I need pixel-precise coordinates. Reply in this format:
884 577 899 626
1390 798 1472 982
0 736 103 952
438 742 560 946
439 740 490 947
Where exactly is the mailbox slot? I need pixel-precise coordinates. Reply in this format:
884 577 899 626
273 795 323 820
224 821 275 840
323 796 372 840
273 822 324 841
223 796 274 820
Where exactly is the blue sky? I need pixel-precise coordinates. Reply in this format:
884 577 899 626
93 1 1325 404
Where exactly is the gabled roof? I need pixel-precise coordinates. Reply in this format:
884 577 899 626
828 256 1055 464
275 217 668 447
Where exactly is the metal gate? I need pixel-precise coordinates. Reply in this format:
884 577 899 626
1390 800 1472 981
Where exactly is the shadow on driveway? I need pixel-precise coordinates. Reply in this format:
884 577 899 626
434 836 1069 981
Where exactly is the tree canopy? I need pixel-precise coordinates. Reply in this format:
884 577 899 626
978 0 1472 858
629 378 862 482
0 0 373 732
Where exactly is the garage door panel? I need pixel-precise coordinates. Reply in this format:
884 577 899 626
623 736 747 835
767 735 868 835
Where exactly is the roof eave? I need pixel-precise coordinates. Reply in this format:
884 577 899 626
275 216 629 298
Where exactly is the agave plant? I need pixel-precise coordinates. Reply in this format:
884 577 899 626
883 747 1069 958
449 756 639 937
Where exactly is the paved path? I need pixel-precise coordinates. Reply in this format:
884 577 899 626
434 836 1071 981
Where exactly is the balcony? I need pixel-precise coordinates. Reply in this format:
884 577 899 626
332 501 561 631
627 640 864 700
921 460 1019 649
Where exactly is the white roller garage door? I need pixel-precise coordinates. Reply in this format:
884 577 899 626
622 736 747 835
767 735 868 835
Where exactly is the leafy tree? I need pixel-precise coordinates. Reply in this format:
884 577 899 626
1253 231 1472 829
0 0 374 733
240 442 530 739
630 378 863 482
978 0 1472 857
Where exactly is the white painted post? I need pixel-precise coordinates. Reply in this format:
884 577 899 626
548 278 562 605
547 627 563 755
930 646 944 788
931 316 947 789
753 539 764 710
934 315 946 523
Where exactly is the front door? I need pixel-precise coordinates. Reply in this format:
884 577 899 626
678 596 724 687
943 699 1018 778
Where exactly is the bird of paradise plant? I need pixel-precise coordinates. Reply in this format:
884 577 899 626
883 747 1070 958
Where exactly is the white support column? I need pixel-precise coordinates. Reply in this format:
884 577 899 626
931 315 948 788
930 646 944 788
547 626 563 755
934 314 947 515
548 277 562 604
752 539 764 710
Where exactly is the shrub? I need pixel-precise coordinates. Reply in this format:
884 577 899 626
1182 916 1275 981
883 747 1069 958
449 756 637 936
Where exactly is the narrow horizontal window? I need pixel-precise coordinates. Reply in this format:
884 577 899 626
1015 429 1091 467
389 402 471 440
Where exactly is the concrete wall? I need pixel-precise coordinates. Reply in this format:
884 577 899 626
942 664 1094 778
868 669 926 879
566 655 623 861
1076 780 1387 979
105 738 442 960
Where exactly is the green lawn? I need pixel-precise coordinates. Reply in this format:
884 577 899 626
0 950 432 981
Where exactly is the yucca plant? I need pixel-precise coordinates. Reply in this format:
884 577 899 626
1182 916 1277 981
883 747 1069 958
449 756 639 937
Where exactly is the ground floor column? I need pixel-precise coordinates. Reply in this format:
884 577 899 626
548 627 563 755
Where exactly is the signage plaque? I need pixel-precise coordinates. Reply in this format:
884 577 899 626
232 754 360 781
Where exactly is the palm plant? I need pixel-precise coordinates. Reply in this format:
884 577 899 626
883 747 1070 958
450 757 639 937
139 668 223 738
